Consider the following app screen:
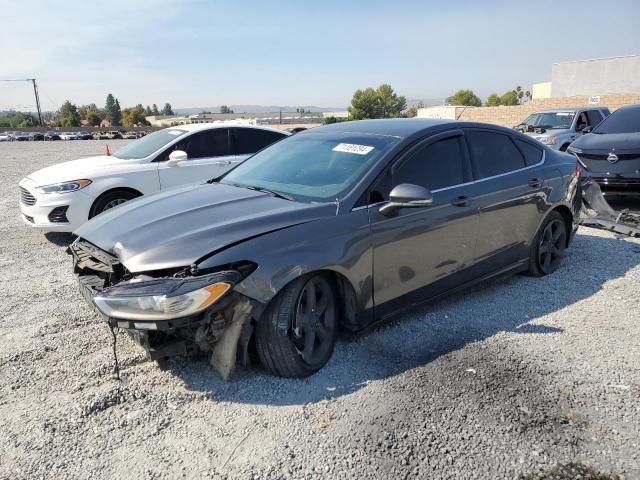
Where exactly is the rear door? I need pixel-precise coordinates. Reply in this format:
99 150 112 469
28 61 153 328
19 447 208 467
157 128 234 189
464 128 547 273
369 130 479 316
230 128 287 166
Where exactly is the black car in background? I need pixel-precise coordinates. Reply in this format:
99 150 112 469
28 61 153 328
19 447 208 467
44 132 61 141
72 119 581 378
28 132 44 141
569 104 640 196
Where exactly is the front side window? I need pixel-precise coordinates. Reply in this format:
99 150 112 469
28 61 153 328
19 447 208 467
160 129 229 161
232 128 286 155
393 137 466 192
586 110 603 127
221 132 400 202
112 129 187 160
466 130 526 178
593 107 640 134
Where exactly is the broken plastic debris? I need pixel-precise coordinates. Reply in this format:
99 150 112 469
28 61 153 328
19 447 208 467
465 368 476 374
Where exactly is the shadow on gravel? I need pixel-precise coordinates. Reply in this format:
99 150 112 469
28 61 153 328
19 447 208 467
44 232 76 246
160 231 640 406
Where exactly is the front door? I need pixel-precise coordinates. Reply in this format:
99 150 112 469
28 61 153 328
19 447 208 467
157 128 237 189
369 131 479 318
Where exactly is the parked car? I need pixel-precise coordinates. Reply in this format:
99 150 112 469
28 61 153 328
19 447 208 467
76 131 93 140
44 132 61 141
568 104 640 196
28 132 45 141
105 131 123 139
11 131 30 141
0 131 12 141
70 119 581 378
123 131 139 139
18 124 289 232
59 132 77 140
514 107 610 151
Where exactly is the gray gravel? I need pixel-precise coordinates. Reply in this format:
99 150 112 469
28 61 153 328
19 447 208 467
1 141 639 480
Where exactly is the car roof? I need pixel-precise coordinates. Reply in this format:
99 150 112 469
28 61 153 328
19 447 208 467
168 122 290 135
305 118 457 138
532 107 605 114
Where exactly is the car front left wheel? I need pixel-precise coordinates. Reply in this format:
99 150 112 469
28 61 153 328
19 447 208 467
89 190 140 218
255 273 338 378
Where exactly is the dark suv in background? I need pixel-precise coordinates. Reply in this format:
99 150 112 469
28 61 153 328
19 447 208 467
569 104 640 196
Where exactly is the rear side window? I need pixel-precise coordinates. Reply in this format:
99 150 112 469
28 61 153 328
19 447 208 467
393 136 466 191
514 138 543 166
466 130 526 178
232 128 286 155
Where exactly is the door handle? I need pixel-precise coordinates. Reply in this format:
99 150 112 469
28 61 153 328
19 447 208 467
213 160 231 166
528 178 543 188
451 195 470 207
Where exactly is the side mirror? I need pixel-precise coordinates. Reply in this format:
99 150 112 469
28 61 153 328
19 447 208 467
379 183 433 216
581 126 593 134
166 150 187 167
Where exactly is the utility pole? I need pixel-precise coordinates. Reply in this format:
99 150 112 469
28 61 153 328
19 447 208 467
0 77 44 126
31 79 43 126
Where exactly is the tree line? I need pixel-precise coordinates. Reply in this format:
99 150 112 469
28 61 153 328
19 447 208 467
55 94 175 128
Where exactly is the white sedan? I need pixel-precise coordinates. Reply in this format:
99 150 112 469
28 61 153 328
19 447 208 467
18 124 289 232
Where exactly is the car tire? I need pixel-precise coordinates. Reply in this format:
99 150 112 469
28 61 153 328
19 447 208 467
526 211 567 277
89 190 140 218
255 273 338 378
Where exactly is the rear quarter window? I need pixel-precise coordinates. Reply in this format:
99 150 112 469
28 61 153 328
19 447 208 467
514 138 543 166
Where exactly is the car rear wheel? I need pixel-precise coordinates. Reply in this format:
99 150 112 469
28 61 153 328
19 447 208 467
526 211 567 277
255 273 337 378
89 190 140 218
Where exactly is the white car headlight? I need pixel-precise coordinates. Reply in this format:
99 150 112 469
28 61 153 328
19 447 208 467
538 136 557 145
93 272 241 320
37 179 92 194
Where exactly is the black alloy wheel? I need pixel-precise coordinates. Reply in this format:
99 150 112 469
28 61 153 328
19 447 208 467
255 273 338 377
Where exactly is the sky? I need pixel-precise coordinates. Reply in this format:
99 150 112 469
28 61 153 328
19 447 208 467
1 0 639 111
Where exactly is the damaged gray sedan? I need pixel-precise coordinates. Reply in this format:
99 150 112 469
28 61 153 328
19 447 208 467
71 119 581 378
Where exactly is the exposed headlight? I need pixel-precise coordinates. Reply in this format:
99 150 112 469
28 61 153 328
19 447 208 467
93 271 241 320
567 146 583 154
37 179 92 194
538 136 557 145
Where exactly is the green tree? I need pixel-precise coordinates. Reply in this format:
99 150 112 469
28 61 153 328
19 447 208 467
499 90 519 106
152 104 160 115
105 94 122 126
484 93 501 107
57 100 81 127
348 84 407 120
161 103 174 116
144 105 153 116
448 89 482 107
404 101 425 118
0 111 36 127
122 105 151 127
219 105 233 114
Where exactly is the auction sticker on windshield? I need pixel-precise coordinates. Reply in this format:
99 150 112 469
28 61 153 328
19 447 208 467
333 143 375 155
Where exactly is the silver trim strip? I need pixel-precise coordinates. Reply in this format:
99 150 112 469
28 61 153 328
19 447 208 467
352 150 547 211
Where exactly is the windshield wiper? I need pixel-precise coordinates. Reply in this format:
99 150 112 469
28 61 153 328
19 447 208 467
219 181 295 201
245 185 295 201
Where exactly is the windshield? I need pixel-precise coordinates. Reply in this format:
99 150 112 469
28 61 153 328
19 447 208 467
112 128 187 159
220 131 400 202
522 112 575 129
593 107 640 134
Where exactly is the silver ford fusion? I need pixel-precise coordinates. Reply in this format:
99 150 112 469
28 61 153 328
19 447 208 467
71 119 581 378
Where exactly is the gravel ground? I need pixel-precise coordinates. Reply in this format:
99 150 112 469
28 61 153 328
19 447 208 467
1 141 639 480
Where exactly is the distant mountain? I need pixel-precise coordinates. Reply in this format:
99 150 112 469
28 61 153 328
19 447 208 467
174 105 346 115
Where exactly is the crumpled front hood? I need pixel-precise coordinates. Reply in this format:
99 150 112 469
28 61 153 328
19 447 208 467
74 183 333 272
572 132 640 153
27 155 140 185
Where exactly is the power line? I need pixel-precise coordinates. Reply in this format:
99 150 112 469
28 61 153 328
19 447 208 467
0 78 43 125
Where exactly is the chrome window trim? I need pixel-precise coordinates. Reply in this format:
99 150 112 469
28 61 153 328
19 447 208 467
351 150 546 211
